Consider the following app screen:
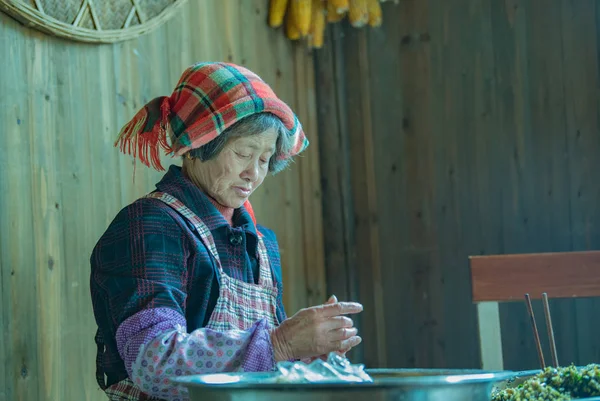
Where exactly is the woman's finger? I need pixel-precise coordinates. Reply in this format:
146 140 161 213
320 302 363 317
339 336 362 351
328 327 358 341
322 316 354 331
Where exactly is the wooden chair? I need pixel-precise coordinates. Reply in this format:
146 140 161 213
469 250 600 370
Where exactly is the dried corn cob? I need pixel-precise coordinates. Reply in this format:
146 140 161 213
309 0 326 48
285 2 301 40
269 0 289 28
329 0 349 14
349 0 368 27
327 0 347 22
290 0 312 37
367 0 382 27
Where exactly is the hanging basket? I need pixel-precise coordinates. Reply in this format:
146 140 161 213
0 0 188 43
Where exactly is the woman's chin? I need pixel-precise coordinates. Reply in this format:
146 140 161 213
221 196 247 209
233 200 247 209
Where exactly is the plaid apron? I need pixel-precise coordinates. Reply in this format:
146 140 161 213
102 191 279 400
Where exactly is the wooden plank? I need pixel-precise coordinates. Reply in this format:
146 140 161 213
314 24 366 362
29 32 65 401
488 0 543 372
427 0 464 369
338 21 388 367
222 0 243 64
292 46 315 307
330 23 362 325
523 0 575 372
164 0 192 74
461 0 499 369
356 28 387 368
394 0 444 369
0 14 39 401
561 0 600 366
55 40 89 401
313 24 355 307
470 251 600 302
277 42 309 314
200 0 221 61
441 0 478 367
294 47 327 308
388 0 489 370
238 0 259 68
429 0 493 369
0 230 5 401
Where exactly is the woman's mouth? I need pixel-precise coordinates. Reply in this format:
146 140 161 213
233 186 252 197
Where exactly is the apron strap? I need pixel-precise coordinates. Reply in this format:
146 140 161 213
256 238 274 287
145 192 225 275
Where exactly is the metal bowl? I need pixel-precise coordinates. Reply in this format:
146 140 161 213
173 368 515 401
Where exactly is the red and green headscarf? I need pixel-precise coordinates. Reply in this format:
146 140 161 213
115 62 309 171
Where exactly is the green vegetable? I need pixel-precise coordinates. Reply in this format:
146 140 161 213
492 364 600 401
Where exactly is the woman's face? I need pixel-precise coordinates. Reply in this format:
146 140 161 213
184 128 278 208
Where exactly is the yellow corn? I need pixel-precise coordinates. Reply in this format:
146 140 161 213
269 0 289 28
349 0 368 27
290 0 312 37
367 0 382 27
309 0 326 48
329 0 349 14
285 2 301 40
327 0 347 22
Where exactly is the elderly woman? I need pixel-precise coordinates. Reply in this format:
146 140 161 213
90 62 363 401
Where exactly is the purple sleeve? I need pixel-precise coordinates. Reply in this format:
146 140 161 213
116 307 275 400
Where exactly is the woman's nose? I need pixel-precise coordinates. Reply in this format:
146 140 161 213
242 160 259 182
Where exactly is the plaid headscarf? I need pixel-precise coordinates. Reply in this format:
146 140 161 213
114 62 309 171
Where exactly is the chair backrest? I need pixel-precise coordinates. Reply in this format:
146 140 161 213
468 250 600 370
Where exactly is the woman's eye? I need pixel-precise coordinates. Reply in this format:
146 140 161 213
236 152 250 159
260 158 269 164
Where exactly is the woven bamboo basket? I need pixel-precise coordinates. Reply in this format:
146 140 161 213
0 0 188 43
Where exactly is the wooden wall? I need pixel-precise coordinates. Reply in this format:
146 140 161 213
0 1 325 400
316 0 600 371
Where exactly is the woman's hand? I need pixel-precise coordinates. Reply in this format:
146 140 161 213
300 296 350 364
270 296 363 361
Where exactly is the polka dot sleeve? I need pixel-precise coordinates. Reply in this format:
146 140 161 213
121 309 275 400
